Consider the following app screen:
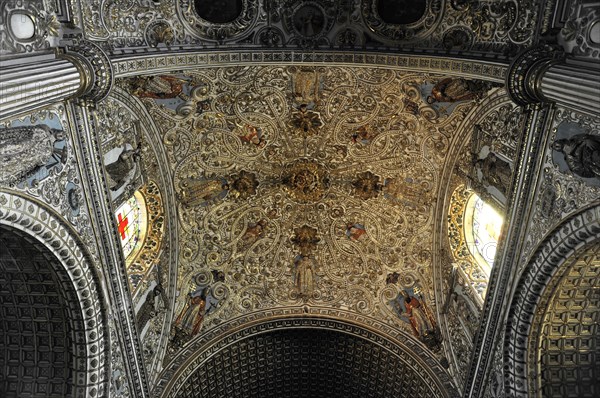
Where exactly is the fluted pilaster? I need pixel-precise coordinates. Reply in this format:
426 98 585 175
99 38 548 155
0 54 81 120
0 39 113 121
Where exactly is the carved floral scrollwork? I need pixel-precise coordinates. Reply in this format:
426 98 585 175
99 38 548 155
559 0 600 59
128 181 166 294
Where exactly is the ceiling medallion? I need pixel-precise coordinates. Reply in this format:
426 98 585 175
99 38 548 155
282 160 330 203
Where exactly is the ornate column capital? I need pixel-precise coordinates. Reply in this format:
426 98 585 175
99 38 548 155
506 45 564 106
59 37 114 103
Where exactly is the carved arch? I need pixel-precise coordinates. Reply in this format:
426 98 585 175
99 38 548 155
0 190 110 398
503 204 600 397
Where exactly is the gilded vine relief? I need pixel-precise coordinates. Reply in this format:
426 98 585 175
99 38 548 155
119 65 498 349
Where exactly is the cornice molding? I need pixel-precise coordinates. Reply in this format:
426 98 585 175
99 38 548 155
108 49 508 82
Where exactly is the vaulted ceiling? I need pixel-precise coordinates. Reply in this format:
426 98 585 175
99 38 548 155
116 63 501 392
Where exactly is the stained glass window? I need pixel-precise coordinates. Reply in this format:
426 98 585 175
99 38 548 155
115 191 147 260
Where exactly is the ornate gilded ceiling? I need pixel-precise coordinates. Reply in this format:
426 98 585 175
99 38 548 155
119 65 494 349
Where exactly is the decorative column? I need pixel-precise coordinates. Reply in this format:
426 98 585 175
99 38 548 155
506 45 600 116
0 39 113 121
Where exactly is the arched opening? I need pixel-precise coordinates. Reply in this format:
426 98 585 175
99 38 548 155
504 206 600 398
377 0 427 25
0 226 75 397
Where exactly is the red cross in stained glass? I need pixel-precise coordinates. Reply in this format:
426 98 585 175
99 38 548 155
117 213 128 240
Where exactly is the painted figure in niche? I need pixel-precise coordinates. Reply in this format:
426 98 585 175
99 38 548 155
241 219 268 246
0 124 65 184
178 177 229 207
294 254 315 296
173 287 209 336
383 177 431 207
238 123 266 148
392 289 437 341
291 104 324 137
474 152 512 195
352 171 382 200
291 225 320 255
552 134 600 179
352 125 379 144
172 270 224 342
130 75 187 99
426 78 495 104
346 223 366 241
105 144 142 191
229 170 259 200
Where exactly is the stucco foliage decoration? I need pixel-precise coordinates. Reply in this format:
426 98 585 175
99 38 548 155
118 65 497 350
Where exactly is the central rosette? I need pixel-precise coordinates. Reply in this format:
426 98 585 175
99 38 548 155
282 160 330 203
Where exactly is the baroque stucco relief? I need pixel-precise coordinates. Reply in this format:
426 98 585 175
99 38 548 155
118 65 499 357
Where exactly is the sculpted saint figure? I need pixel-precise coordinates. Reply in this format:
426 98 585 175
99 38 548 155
105 145 141 191
0 125 63 183
130 75 186 99
427 78 493 104
474 152 512 195
179 177 229 207
396 290 435 338
294 255 314 296
552 134 600 179
174 287 208 336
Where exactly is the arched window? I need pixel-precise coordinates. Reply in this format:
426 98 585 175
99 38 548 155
114 182 165 295
447 186 504 303
115 191 148 262
463 194 503 276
